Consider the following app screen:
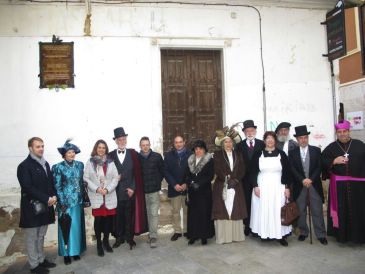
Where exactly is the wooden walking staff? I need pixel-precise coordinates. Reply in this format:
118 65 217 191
307 187 313 244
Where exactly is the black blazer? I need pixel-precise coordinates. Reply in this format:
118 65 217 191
289 145 324 202
236 138 265 180
17 155 56 228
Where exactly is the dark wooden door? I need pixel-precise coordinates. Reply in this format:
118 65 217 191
161 49 223 152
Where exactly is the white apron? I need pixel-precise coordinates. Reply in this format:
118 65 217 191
250 153 292 239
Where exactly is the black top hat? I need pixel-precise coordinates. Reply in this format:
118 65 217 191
293 125 310 137
242 120 257 131
113 127 128 140
275 122 291 134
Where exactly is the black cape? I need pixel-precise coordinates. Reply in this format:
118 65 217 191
322 139 365 243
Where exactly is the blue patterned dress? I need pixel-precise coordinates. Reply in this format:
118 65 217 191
52 160 86 257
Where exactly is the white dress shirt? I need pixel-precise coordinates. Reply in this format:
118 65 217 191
117 149 126 164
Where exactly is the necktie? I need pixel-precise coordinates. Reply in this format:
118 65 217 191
249 141 254 150
118 149 125 154
301 149 306 162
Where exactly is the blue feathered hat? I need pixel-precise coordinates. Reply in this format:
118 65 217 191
57 138 81 156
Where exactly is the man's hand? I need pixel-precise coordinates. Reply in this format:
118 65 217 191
48 196 57 206
126 188 134 198
180 184 187 191
302 178 312 188
333 156 348 165
254 187 260 198
174 184 182 192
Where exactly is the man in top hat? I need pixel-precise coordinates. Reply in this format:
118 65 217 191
289 125 327 245
236 120 264 236
109 127 147 249
322 120 365 243
275 122 298 155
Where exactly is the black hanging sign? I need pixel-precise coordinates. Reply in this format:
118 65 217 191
322 6 346 61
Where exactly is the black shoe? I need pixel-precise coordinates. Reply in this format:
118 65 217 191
39 259 56 268
97 242 104 257
319 238 328 245
128 239 136 250
201 239 207 245
298 235 307 241
188 239 195 245
103 238 113 253
278 239 288 247
112 237 125 248
183 233 188 238
73 255 80 261
244 227 251 236
64 256 71 265
170 233 182 241
30 265 49 274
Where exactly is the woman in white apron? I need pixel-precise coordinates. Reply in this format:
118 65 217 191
250 131 292 246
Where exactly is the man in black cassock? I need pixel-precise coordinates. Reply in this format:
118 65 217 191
322 120 365 243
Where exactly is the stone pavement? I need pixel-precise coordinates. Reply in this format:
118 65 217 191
1 232 365 274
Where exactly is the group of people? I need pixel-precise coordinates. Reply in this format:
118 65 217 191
17 121 365 274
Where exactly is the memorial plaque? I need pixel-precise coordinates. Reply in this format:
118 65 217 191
39 42 74 88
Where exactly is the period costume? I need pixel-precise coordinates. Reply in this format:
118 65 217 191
138 148 164 247
275 122 298 155
164 145 192 240
84 155 119 255
289 126 326 243
250 148 292 240
109 127 147 249
235 120 265 234
212 127 246 244
322 120 365 243
52 141 86 260
17 152 56 272
185 141 215 244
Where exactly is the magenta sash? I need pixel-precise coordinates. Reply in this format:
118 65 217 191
329 174 365 228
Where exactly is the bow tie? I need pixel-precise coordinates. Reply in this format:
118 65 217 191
118 149 125 154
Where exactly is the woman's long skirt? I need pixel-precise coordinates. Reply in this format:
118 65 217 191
58 204 86 256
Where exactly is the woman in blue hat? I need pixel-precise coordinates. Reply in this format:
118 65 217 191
52 140 86 265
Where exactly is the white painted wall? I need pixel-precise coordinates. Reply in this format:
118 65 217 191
0 3 335 192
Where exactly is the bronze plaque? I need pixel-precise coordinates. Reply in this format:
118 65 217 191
39 42 74 88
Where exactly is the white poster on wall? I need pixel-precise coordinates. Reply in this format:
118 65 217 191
346 111 364 130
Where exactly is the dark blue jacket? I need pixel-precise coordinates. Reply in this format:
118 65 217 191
164 148 192 198
17 155 56 228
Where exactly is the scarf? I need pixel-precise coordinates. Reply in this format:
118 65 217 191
187 153 212 174
30 152 47 174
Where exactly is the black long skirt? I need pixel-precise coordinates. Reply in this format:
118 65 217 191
187 190 215 240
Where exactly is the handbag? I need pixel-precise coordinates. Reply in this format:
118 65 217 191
30 199 47 215
82 181 91 208
281 199 299 226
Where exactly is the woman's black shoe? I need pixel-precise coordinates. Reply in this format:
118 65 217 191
73 256 80 261
278 239 288 247
103 238 113 253
188 239 195 245
97 242 105 257
201 239 207 245
64 256 71 265
112 237 125 248
128 239 136 250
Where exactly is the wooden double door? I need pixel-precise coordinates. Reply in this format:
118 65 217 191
161 49 223 152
